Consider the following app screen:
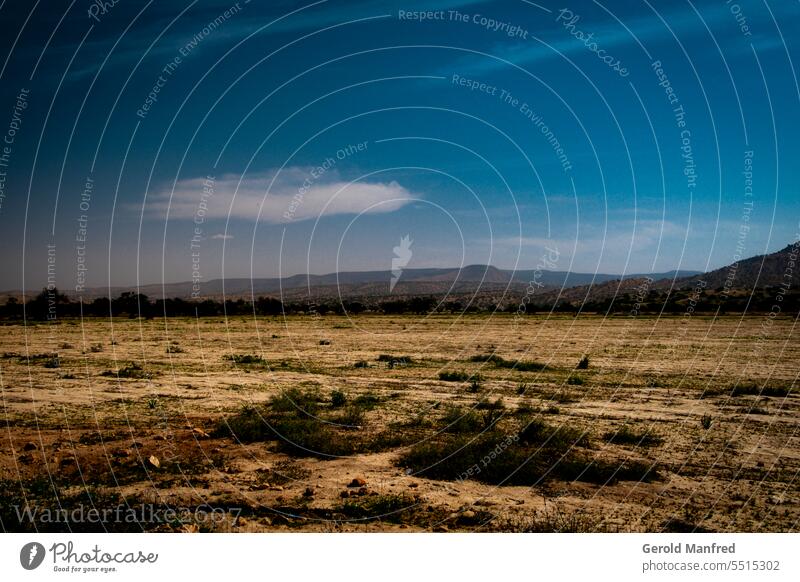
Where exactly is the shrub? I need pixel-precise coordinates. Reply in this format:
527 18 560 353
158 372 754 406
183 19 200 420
352 393 382 409
701 414 713 430
441 406 483 434
269 388 323 415
516 383 528 395
332 405 366 429
439 370 471 382
337 494 417 523
470 354 546 372
398 425 654 486
43 356 60 368
353 360 369 368
603 424 663 447
224 354 266 365
475 397 505 411
377 354 412 368
576 356 590 370
331 390 347 408
466 378 482 393
101 362 149 379
729 383 791 398
567 375 584 386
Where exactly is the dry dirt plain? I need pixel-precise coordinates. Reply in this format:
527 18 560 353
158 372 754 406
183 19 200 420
1 314 798 532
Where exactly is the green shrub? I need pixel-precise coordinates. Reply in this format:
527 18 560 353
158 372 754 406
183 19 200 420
576 356 590 370
332 405 366 429
567 375 584 386
441 406 483 434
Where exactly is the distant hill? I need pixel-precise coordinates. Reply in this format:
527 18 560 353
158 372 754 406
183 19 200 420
0 265 702 301
673 242 800 290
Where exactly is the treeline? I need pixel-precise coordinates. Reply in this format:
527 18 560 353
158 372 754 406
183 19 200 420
1 286 798 320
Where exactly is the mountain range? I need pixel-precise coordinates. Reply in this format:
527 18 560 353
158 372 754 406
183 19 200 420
2 242 798 303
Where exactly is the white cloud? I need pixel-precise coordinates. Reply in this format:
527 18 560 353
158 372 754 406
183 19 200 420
144 168 416 224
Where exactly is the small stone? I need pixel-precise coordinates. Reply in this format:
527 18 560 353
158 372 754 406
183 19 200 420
303 487 315 498
153 435 167 441
192 427 210 438
461 510 476 520
408 482 419 488
148 455 160 468
348 477 367 488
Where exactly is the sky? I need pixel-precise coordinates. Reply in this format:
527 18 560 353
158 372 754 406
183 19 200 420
0 0 798 292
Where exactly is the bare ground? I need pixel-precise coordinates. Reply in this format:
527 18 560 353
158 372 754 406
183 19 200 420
1 314 798 532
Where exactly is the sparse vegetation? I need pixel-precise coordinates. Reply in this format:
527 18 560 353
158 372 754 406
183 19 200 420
439 370 471 382
576 356 590 370
603 423 663 447
224 354 267 365
101 362 149 379
469 354 547 372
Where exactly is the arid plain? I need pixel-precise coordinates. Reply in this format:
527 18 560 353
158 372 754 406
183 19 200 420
1 314 798 532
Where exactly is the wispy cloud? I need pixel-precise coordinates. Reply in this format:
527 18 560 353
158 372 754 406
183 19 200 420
444 2 744 75
143 168 416 223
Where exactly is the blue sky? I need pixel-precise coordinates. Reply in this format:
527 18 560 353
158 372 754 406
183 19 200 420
0 0 798 290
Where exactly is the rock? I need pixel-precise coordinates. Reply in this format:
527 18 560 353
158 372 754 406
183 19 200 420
339 491 350 498
303 487 315 498
148 455 160 468
18 454 33 464
270 486 284 491
192 427 210 438
348 477 367 488
357 487 368 496
59 457 76 467
408 482 419 488
22 442 37 451
153 435 167 441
